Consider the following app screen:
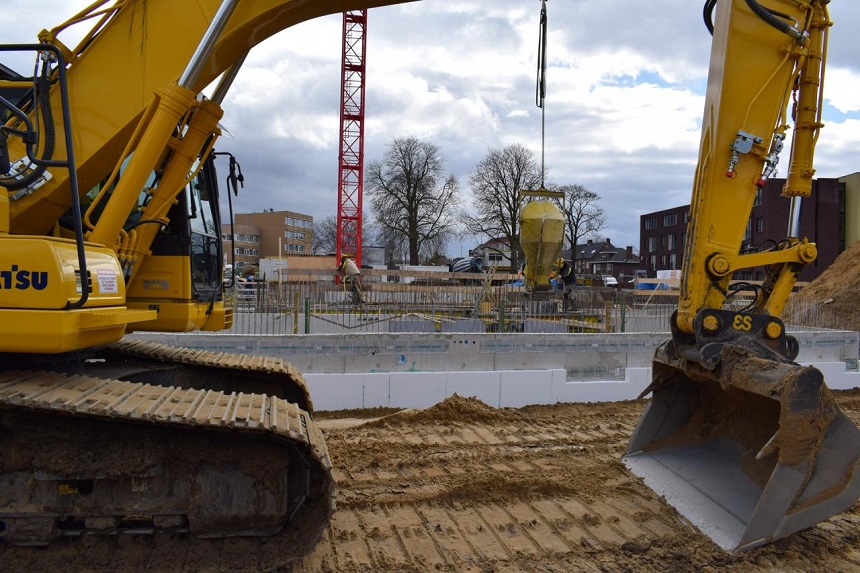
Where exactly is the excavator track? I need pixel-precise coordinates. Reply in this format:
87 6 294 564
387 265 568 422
93 339 317 411
0 341 334 572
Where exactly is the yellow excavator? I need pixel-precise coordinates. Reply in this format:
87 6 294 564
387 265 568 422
624 0 860 552
0 0 857 566
0 0 409 569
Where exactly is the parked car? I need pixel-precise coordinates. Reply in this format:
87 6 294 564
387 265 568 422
603 276 619 287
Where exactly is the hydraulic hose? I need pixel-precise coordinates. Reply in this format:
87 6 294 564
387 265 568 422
744 0 804 41
2 62 56 191
703 0 717 35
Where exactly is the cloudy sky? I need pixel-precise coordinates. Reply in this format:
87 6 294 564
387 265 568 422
6 0 860 256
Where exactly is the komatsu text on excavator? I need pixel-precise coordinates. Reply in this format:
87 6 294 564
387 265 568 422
0 0 858 567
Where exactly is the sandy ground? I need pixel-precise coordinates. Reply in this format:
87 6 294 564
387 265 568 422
293 392 860 573
1 391 858 573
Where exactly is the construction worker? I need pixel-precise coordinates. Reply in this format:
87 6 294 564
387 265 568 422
552 257 577 305
337 254 363 303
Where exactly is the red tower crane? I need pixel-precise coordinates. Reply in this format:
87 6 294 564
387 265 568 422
335 10 367 266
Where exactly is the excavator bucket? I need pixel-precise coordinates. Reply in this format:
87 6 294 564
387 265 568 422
624 342 860 552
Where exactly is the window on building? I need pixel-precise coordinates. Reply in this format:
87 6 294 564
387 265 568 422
661 235 667 247
660 255 667 267
668 233 677 251
285 216 313 229
754 188 762 206
235 233 260 243
683 210 690 223
662 212 677 227
744 218 752 242
668 253 677 269
756 217 764 233
649 254 656 269
644 217 657 230
647 236 657 252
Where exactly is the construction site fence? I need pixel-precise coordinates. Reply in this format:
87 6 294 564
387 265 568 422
223 279 684 336
783 292 860 334
218 268 855 336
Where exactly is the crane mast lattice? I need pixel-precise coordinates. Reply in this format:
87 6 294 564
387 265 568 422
336 10 367 265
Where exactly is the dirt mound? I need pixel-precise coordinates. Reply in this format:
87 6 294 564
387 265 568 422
364 393 522 427
784 240 860 331
797 240 860 305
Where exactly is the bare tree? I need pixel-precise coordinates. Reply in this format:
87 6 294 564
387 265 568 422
313 214 381 257
366 137 460 265
419 234 448 264
554 183 606 264
465 144 542 272
312 215 338 254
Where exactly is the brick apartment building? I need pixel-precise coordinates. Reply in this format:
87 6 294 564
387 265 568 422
639 176 849 283
222 210 313 274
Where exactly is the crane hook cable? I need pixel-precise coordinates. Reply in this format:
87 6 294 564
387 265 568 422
536 0 548 187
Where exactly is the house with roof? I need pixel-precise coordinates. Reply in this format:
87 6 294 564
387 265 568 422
572 238 641 282
470 237 513 272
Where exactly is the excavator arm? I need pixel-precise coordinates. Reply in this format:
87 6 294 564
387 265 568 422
6 0 408 236
624 0 860 552
676 0 825 333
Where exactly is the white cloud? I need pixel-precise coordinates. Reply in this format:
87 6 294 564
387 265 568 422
823 68 860 114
